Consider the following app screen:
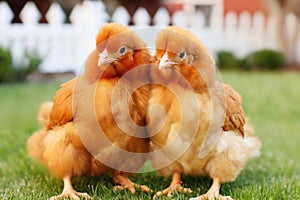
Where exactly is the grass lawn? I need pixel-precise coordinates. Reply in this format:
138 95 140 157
0 71 299 199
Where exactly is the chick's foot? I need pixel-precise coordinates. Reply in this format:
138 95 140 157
153 183 192 199
50 176 91 200
153 170 191 199
113 171 151 194
189 177 233 200
50 191 91 200
189 195 233 200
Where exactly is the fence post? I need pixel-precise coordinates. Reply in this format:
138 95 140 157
11 2 41 68
0 1 14 48
265 15 280 51
46 3 66 25
224 11 238 53
236 12 252 57
208 0 224 56
111 6 131 25
133 7 151 27
172 11 188 28
153 7 170 27
0 1 13 26
285 13 300 62
19 1 41 26
252 11 266 51
40 3 69 72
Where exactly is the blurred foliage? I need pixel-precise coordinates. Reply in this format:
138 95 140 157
216 51 241 70
217 49 285 71
0 47 41 83
240 49 285 70
0 48 14 83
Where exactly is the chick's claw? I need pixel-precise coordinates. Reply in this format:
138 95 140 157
49 176 92 200
153 183 192 199
49 191 91 200
113 185 136 194
113 172 151 194
113 183 152 194
135 184 152 193
189 195 234 200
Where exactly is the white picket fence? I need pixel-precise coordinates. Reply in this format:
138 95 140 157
0 0 299 73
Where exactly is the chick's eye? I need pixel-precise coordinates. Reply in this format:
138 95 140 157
178 50 186 59
119 46 127 55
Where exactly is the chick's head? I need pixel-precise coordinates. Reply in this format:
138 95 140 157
152 26 216 91
84 23 150 80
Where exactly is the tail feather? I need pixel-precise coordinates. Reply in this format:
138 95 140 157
27 101 53 162
27 129 46 162
37 101 53 127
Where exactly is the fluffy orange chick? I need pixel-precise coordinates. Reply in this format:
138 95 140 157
147 26 261 200
27 23 151 200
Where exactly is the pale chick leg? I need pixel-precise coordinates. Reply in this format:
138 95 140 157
153 170 192 199
113 171 151 194
49 176 91 200
189 177 233 200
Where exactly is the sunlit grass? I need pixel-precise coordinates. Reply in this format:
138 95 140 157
0 72 299 199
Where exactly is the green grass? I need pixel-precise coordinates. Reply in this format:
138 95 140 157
0 72 299 199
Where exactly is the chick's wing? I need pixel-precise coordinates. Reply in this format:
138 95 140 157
47 78 76 130
223 83 246 136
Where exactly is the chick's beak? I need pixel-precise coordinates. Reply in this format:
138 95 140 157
158 52 177 70
98 49 116 66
